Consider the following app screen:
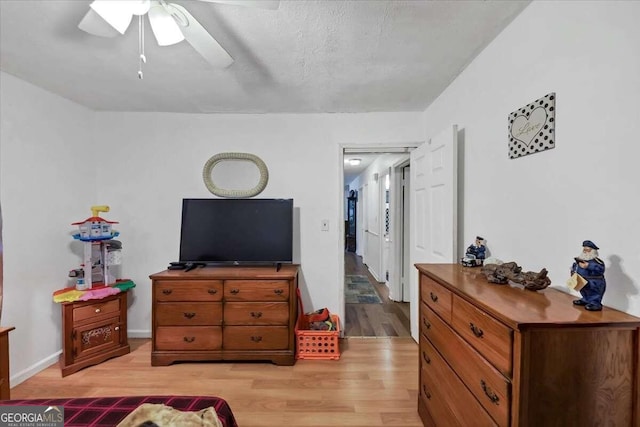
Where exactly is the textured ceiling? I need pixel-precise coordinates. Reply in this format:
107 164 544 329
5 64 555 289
0 0 530 114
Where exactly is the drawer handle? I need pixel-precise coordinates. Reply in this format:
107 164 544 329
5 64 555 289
183 312 196 319
162 289 172 295
95 308 101 313
183 336 195 343
250 336 263 343
469 322 484 338
422 318 431 329
274 289 284 295
230 289 240 294
481 380 500 405
422 351 431 364
250 311 263 318
208 289 217 294
429 292 438 303
422 385 431 399
114 326 120 331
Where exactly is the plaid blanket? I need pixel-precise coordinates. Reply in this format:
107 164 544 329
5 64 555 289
0 395 238 427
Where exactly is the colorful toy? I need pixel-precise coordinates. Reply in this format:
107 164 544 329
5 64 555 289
70 205 122 290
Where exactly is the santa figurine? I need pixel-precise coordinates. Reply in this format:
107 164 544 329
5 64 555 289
571 240 606 311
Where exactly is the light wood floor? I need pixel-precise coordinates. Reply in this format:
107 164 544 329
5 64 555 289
344 252 411 337
10 338 422 427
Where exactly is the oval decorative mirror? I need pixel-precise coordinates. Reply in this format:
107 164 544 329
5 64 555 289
202 152 269 198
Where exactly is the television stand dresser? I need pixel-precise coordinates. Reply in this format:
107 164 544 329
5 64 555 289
150 265 299 366
415 263 640 427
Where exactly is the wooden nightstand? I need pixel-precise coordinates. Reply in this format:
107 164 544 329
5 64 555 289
1 326 15 400
59 292 129 377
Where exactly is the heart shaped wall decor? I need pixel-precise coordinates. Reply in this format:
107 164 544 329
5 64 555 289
508 93 555 159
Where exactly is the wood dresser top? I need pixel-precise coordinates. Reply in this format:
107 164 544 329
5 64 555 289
415 263 640 330
150 265 299 281
0 327 15 335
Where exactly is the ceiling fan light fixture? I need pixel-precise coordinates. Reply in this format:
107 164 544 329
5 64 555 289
78 9 121 37
148 3 185 46
131 0 151 16
89 0 134 34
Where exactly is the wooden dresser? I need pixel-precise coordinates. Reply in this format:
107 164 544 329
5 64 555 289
150 265 299 366
415 263 640 427
1 326 15 400
60 292 130 377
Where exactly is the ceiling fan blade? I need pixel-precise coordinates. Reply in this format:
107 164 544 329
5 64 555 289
148 2 185 46
89 0 134 34
197 0 280 10
78 9 120 37
166 3 234 68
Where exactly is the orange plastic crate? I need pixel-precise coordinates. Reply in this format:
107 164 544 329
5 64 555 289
295 314 341 360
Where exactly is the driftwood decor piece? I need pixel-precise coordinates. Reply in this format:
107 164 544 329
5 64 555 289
481 262 551 291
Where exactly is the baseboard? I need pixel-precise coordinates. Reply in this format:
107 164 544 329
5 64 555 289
127 329 151 339
10 350 61 388
10 330 151 388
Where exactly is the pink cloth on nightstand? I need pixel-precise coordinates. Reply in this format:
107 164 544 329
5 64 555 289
77 286 121 301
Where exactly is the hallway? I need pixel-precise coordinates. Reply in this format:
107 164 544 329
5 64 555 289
344 251 411 337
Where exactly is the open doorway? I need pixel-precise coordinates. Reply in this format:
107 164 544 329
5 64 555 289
341 147 415 337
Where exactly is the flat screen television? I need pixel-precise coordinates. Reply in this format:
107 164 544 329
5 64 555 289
179 198 293 266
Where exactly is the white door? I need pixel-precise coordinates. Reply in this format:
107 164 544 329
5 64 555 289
409 125 458 340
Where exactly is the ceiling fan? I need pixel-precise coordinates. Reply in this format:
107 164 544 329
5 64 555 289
78 0 279 78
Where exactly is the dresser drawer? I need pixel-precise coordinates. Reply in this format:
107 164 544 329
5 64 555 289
452 295 513 376
224 280 290 302
155 302 222 326
73 298 120 322
420 275 452 323
223 326 289 350
421 303 510 426
420 336 497 427
155 326 222 350
154 281 223 302
420 367 456 426
224 302 289 325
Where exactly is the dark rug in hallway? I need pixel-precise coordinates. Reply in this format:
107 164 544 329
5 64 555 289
345 275 383 304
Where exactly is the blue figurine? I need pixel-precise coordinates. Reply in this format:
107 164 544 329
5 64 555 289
571 240 606 311
462 236 486 267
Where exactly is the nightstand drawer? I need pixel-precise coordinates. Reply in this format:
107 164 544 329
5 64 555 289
420 275 452 323
73 298 120 322
452 295 513 376
155 326 222 350
154 281 223 302
155 302 222 326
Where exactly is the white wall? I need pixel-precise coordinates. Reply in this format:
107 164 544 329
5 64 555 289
0 70 422 383
92 112 424 336
422 1 640 316
0 71 95 384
